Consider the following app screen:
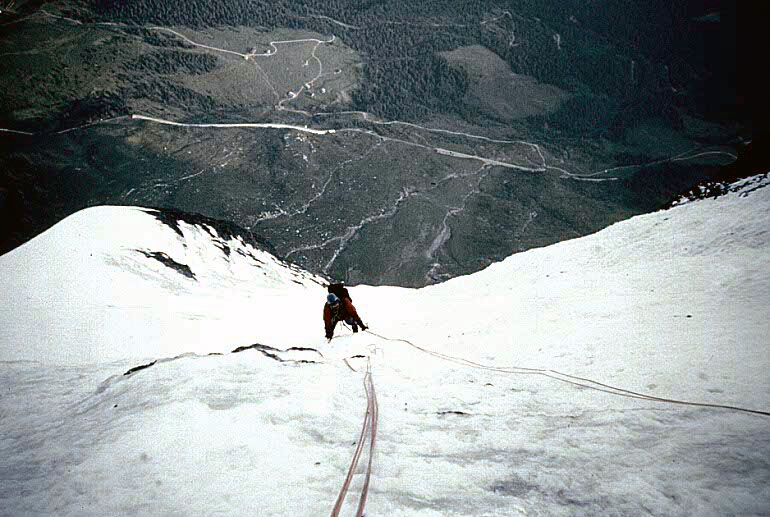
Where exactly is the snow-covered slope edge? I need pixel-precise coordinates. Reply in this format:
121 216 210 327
367 173 770 412
0 206 325 363
671 171 770 206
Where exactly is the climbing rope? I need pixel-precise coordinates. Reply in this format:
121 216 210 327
331 360 378 517
356 364 378 517
328 325 767 517
364 330 770 417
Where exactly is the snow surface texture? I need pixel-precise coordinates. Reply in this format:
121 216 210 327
1 180 769 516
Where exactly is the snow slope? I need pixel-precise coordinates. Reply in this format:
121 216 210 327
0 206 325 363
1 178 769 516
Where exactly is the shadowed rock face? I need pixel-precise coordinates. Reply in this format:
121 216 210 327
135 250 196 279
0 1 755 286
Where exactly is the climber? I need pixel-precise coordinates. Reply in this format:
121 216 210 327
324 292 367 341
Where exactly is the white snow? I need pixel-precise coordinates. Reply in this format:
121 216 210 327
1 179 769 516
0 207 324 363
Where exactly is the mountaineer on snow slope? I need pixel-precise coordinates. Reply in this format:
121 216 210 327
323 283 367 341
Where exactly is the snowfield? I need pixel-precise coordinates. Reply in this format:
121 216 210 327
1 177 769 516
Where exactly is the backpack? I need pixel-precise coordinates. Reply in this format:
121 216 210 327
327 283 352 302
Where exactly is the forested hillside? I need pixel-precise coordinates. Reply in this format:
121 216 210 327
67 0 735 135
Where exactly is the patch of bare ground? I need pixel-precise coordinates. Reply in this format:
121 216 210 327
440 45 569 121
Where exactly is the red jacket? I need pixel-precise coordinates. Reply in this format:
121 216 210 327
324 298 365 338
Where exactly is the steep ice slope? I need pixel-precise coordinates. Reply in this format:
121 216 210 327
0 206 325 363
0 178 768 516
